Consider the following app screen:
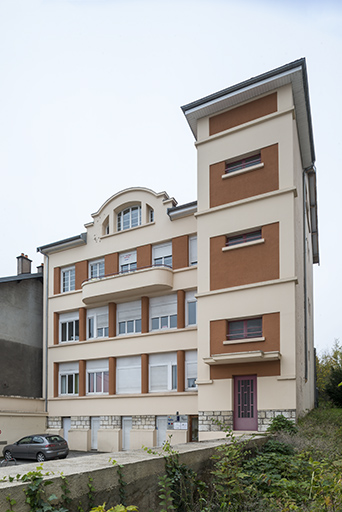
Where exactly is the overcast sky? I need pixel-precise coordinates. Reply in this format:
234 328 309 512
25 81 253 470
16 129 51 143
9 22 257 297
0 0 341 353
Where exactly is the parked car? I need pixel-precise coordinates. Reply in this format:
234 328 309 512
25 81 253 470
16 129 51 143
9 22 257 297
2 434 69 462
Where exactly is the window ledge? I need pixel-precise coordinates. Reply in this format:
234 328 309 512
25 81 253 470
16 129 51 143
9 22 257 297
222 162 264 179
100 221 155 239
223 337 265 345
222 239 265 252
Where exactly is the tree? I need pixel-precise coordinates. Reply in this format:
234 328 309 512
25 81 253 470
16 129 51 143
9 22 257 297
316 339 342 405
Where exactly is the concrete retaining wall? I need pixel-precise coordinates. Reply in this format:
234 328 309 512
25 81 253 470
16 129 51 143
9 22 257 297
0 436 267 512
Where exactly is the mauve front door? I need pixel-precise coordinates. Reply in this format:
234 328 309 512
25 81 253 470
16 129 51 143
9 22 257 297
234 375 258 431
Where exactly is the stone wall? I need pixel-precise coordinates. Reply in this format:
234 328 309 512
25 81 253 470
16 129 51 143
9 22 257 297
198 410 233 432
258 409 296 432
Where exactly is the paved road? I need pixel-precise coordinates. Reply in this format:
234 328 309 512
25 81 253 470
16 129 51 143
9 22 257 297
0 450 100 467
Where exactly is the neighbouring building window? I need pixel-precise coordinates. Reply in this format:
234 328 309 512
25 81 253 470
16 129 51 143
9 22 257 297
186 291 197 326
226 230 262 247
116 356 141 394
227 317 262 341
86 359 109 395
59 362 79 396
225 153 261 174
61 266 75 293
89 259 105 279
87 307 109 339
117 301 141 335
117 205 141 231
150 294 177 331
189 236 197 266
119 250 137 273
185 351 197 390
152 242 172 268
149 353 177 392
59 312 79 343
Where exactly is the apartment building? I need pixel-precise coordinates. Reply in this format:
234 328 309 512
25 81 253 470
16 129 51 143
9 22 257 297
38 58 318 451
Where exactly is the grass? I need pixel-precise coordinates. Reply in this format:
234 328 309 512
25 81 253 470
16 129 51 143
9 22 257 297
274 407 342 462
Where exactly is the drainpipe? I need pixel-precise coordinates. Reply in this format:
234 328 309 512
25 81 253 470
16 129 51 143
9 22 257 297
44 253 49 413
303 164 315 382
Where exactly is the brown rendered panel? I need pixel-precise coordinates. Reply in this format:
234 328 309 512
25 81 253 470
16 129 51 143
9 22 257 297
79 308 86 341
210 313 280 355
172 235 189 269
210 222 279 290
137 244 152 268
54 363 59 398
53 312 59 345
109 357 116 395
177 290 185 329
79 360 86 397
177 350 185 392
210 144 279 208
210 360 280 379
54 267 61 295
209 93 277 136
75 260 88 290
141 354 149 394
105 253 119 275
108 302 117 338
141 296 149 333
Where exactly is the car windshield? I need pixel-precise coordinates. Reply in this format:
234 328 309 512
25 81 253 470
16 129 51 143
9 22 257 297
46 435 65 443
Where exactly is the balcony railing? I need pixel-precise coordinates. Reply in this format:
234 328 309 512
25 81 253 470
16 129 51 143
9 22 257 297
81 264 174 305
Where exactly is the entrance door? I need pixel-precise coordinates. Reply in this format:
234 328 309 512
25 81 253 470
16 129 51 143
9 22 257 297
189 415 198 442
63 417 71 443
234 375 258 431
156 416 168 447
91 417 100 450
122 417 132 451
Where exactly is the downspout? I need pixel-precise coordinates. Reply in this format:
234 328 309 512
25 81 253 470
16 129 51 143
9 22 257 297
38 248 49 414
44 253 49 413
303 164 315 382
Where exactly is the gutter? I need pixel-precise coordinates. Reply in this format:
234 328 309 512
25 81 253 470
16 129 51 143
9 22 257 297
36 247 50 414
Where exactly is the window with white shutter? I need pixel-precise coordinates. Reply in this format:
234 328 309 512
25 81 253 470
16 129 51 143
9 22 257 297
116 356 141 394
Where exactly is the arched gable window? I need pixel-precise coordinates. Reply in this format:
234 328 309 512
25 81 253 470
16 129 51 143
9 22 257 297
117 205 141 231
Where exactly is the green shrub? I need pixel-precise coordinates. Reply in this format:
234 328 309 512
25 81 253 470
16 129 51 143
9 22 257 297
267 414 298 434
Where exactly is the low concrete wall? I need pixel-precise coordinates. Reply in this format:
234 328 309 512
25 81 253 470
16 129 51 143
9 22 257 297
0 436 267 512
0 396 46 445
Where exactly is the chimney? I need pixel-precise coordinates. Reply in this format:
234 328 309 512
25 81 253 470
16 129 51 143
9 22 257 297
37 263 44 274
17 253 32 275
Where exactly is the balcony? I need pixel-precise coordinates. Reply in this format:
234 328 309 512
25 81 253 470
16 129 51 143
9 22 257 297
82 266 173 305
203 350 281 365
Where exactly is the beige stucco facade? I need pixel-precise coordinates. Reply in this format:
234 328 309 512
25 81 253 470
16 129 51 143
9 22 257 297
39 59 318 451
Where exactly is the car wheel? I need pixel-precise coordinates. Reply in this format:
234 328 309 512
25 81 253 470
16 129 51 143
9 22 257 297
36 452 46 462
4 450 12 461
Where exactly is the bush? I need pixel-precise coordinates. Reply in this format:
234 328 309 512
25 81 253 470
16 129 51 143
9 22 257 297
267 414 298 435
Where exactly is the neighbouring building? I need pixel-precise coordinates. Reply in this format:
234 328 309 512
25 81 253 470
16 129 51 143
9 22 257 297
0 255 46 445
38 58 319 451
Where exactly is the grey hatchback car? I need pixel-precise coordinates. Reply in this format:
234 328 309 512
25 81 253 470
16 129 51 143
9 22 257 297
2 434 69 462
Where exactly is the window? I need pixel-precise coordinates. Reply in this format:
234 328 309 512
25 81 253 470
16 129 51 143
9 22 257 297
86 359 109 395
149 353 177 392
189 236 197 266
61 267 75 293
102 216 109 235
87 307 109 339
185 351 197 390
116 356 141 394
226 230 262 247
152 242 172 268
117 205 141 231
59 312 79 343
225 154 261 174
186 291 197 326
117 301 141 335
227 317 262 341
59 362 79 396
150 294 177 331
89 259 105 279
119 250 137 273
149 208 154 223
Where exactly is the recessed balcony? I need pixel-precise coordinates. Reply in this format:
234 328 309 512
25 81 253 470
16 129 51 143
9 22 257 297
82 266 173 305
